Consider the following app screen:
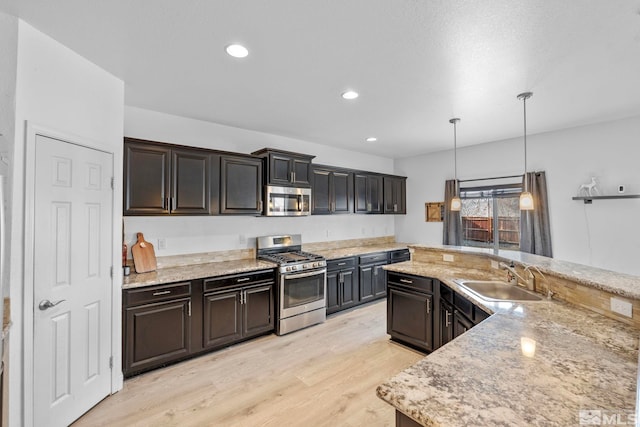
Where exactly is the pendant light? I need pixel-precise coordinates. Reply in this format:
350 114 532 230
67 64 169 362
517 92 534 210
449 118 462 211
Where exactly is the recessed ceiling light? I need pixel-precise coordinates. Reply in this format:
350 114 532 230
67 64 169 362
365 137 377 143
341 90 359 100
225 44 249 58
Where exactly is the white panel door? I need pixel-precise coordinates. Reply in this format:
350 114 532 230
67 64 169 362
32 135 112 427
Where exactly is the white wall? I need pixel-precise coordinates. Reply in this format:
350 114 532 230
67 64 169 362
124 107 396 255
11 21 124 425
394 115 640 276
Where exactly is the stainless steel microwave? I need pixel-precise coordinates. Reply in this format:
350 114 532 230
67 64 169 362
265 185 311 216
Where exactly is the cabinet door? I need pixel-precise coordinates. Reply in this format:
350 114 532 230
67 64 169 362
171 148 210 214
292 158 312 186
332 171 353 214
354 173 383 213
326 269 341 314
340 268 358 308
311 168 332 214
220 155 263 214
203 289 242 349
269 154 293 186
440 299 454 348
243 284 274 338
368 175 384 213
124 141 171 215
124 298 191 375
384 176 406 214
453 310 474 339
354 174 369 213
373 263 387 298
359 265 375 302
387 287 434 352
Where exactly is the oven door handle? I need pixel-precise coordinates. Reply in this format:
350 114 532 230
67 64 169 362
284 269 326 280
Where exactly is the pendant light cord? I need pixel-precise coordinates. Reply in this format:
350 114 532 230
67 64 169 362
523 95 528 193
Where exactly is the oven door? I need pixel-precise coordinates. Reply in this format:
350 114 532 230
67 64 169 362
280 268 326 319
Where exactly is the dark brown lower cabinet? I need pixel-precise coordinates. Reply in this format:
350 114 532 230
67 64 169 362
396 411 423 427
359 252 388 302
387 273 435 352
124 285 192 376
326 257 359 314
203 282 274 350
123 270 275 377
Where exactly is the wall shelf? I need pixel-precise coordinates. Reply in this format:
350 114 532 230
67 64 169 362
572 195 640 204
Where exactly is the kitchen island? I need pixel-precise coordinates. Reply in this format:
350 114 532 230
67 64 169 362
377 246 640 426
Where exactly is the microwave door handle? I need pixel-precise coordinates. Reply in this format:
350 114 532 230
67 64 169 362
297 194 302 211
285 269 326 280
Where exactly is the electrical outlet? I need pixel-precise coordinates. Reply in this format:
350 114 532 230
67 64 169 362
443 254 454 262
157 238 166 250
239 234 247 245
610 297 633 318
491 260 499 269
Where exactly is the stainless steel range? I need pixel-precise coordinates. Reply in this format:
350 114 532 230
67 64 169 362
257 234 327 335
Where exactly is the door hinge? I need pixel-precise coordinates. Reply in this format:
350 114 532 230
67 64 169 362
110 266 113 278
111 177 114 189
109 356 113 369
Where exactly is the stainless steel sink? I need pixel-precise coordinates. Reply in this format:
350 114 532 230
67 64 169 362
454 280 543 302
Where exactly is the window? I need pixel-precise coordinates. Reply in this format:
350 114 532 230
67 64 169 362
460 184 521 250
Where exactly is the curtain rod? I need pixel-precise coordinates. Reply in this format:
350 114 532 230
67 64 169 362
459 174 523 183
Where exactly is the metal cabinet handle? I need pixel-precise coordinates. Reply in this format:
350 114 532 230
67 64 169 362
39 299 66 311
236 277 251 283
426 299 431 314
258 200 263 211
337 262 346 266
188 301 191 316
445 310 452 327
399 279 413 284
152 290 171 296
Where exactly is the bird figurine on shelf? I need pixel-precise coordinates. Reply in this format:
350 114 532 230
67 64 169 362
577 177 600 197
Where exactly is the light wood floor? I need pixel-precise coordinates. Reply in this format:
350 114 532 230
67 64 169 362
73 300 423 427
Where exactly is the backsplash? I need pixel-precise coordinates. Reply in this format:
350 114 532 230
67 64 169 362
304 236 396 252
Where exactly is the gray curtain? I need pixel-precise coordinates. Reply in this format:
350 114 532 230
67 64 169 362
520 171 553 257
443 179 462 246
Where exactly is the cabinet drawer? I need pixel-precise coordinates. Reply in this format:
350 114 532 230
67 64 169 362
125 282 191 307
454 292 474 320
327 257 357 271
387 273 434 293
204 269 274 292
359 252 387 264
388 249 410 263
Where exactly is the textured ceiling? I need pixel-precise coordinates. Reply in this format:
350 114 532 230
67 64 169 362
5 0 640 158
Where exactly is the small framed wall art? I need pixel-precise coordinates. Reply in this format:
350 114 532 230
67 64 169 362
425 202 444 222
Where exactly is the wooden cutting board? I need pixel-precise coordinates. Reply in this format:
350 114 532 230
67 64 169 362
131 232 157 273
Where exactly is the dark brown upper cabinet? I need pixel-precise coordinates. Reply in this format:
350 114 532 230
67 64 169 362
252 148 315 187
219 154 263 215
124 138 212 215
383 176 407 214
354 173 384 214
311 166 353 214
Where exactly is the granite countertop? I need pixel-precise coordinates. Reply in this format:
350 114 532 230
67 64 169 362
308 243 409 260
378 261 640 426
411 244 640 300
122 259 277 289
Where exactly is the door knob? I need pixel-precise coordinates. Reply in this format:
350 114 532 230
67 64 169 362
39 299 66 311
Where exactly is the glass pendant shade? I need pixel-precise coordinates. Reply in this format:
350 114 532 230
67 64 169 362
451 196 462 211
519 191 534 210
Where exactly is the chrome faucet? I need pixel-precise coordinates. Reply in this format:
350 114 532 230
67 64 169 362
499 261 525 286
